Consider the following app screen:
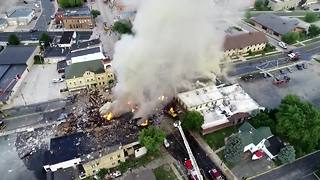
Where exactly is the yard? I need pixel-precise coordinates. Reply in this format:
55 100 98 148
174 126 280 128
154 164 177 180
203 126 237 150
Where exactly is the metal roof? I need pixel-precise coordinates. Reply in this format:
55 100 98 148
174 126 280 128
0 46 36 65
59 31 75 44
70 47 101 58
44 47 70 58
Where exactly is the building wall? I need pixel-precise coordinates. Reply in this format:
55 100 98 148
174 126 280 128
71 52 106 64
43 158 82 172
66 70 115 91
252 22 283 38
63 16 94 29
224 43 266 57
7 10 35 26
44 56 66 64
243 139 267 153
83 149 125 176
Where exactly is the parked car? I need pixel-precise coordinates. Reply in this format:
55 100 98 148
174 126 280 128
302 63 308 69
288 52 300 60
296 64 303 70
163 138 170 148
278 41 287 49
52 78 64 83
209 169 224 180
29 29 38 33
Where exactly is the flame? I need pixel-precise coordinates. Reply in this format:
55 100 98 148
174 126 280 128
141 119 149 126
170 107 174 113
106 112 113 120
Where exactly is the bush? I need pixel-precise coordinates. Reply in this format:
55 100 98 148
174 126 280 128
304 12 318 23
112 20 132 34
59 0 83 8
281 32 300 44
8 34 20 45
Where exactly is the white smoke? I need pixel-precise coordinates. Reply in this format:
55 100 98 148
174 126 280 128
111 0 251 116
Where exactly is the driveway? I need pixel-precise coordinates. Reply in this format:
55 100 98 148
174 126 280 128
7 64 67 108
254 151 320 180
232 154 274 179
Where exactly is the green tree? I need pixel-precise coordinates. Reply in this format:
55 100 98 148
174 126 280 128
224 134 244 163
59 0 83 8
8 34 20 45
181 111 204 131
34 55 44 64
254 0 270 11
250 109 277 132
91 10 101 19
308 24 320 38
112 20 132 34
39 33 52 50
276 95 320 156
281 32 300 44
278 145 296 164
138 126 165 154
304 12 318 23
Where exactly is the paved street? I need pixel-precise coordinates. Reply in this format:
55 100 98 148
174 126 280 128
89 0 119 56
166 130 224 180
0 31 92 43
227 40 320 77
254 151 320 180
34 0 55 31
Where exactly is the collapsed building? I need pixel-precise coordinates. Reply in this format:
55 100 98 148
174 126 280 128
176 83 264 135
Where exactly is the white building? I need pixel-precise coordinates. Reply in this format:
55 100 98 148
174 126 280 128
238 122 285 160
6 8 35 26
68 46 106 64
176 84 263 134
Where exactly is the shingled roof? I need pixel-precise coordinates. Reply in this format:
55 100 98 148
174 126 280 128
64 59 105 79
224 32 268 51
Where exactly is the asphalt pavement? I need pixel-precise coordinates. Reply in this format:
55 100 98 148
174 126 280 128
227 41 320 76
254 151 320 180
34 0 55 31
166 130 224 180
0 31 92 42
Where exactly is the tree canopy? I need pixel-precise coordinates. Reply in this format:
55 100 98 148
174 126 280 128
276 95 320 155
308 24 320 38
39 33 52 48
112 20 132 34
304 12 318 23
254 0 271 11
8 34 20 45
59 0 83 8
91 10 101 19
224 134 244 163
138 126 165 154
250 95 320 157
181 111 204 131
278 145 296 164
281 32 300 44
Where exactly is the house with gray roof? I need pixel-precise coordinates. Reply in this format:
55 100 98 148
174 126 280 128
238 122 284 160
251 13 309 38
0 46 37 104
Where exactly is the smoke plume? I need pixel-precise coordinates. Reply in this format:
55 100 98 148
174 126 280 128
111 0 251 116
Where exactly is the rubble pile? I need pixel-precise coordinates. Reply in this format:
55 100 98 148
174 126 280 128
56 88 139 147
15 126 56 159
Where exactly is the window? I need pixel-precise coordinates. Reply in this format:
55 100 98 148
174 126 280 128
97 77 100 80
117 154 121 158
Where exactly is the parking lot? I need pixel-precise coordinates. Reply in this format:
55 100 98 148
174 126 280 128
237 59 320 109
7 64 66 108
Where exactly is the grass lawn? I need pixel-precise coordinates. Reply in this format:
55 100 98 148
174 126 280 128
154 164 178 180
203 126 237 150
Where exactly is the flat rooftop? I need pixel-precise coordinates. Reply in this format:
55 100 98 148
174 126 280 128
177 84 262 129
8 8 34 18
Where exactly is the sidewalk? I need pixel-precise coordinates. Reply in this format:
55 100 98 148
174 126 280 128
191 132 238 180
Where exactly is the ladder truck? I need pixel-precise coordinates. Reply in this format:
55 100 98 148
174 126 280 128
174 121 203 180
256 65 290 86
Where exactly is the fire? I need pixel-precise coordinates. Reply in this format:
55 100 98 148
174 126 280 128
141 119 149 126
105 112 113 120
